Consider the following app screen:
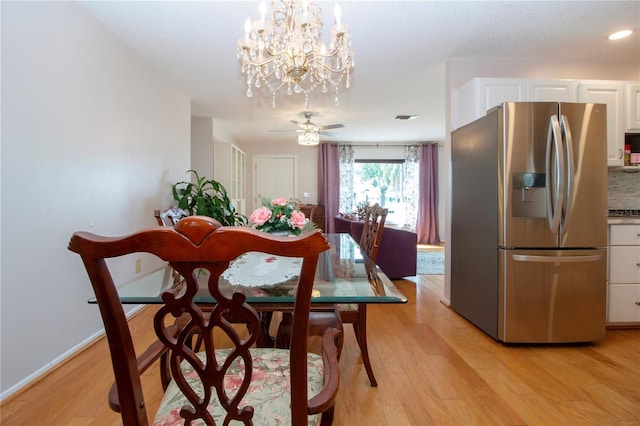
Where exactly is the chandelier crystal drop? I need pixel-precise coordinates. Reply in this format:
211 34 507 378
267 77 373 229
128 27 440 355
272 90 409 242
297 130 320 145
237 0 354 108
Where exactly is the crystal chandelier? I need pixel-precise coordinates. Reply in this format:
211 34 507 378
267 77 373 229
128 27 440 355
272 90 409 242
237 0 354 108
297 130 320 145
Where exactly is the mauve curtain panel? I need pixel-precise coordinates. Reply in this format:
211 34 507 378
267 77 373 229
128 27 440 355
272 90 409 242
317 143 340 233
416 143 441 244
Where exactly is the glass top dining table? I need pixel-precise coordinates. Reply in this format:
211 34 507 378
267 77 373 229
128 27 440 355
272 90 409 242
90 233 407 306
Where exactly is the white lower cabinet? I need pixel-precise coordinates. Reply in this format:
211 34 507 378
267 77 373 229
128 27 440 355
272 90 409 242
607 224 640 326
608 284 640 323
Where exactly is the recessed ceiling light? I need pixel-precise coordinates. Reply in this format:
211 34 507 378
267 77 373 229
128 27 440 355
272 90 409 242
608 29 633 40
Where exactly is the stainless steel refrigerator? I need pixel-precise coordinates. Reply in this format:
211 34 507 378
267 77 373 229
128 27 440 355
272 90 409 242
451 102 608 343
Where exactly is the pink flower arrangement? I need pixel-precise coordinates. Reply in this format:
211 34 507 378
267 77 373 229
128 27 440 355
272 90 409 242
249 197 310 235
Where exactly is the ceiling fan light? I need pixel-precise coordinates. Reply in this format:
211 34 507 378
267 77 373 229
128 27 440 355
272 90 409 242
608 29 633 40
298 131 320 146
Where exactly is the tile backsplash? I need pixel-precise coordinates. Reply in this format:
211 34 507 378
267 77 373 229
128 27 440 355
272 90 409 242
608 169 640 209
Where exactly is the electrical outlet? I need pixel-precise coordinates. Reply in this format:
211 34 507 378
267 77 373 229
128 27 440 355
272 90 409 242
135 258 142 274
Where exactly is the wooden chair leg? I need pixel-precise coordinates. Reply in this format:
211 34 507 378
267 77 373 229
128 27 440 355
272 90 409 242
275 312 293 349
320 404 335 426
279 310 345 356
159 351 171 390
309 309 344 357
355 304 377 387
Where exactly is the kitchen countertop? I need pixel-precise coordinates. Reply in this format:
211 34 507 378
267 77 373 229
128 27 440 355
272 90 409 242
608 218 640 224
607 209 640 224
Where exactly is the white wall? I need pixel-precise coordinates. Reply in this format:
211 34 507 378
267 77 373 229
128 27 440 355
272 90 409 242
191 116 215 180
449 57 640 88
190 116 239 182
0 2 191 397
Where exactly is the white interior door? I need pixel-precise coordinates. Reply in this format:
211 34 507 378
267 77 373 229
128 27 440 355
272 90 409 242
253 155 296 209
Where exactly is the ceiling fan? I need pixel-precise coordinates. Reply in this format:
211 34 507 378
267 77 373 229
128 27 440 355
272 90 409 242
269 111 345 137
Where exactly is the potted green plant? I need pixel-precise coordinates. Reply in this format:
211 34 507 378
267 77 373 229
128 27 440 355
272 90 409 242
172 170 247 226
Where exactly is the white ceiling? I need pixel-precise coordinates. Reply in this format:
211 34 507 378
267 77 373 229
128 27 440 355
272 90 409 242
80 1 640 146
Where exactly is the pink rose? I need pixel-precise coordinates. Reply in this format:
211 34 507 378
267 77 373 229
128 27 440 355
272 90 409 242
270 197 287 206
249 206 272 226
290 210 306 229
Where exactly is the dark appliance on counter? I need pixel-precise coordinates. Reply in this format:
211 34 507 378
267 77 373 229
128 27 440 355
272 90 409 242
451 102 608 343
625 133 640 166
625 132 640 152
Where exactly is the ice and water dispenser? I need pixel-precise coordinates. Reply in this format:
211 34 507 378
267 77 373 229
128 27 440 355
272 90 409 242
512 172 546 218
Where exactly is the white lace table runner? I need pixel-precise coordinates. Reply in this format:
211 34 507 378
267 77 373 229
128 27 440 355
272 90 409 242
222 252 302 287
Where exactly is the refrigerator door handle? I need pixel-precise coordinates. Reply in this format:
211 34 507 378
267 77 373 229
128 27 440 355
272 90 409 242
513 254 602 263
546 115 565 234
559 115 575 233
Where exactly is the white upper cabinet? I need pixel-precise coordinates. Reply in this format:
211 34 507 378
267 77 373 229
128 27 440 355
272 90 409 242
577 81 625 167
455 78 576 128
527 79 577 102
455 78 631 167
625 83 640 132
454 78 527 128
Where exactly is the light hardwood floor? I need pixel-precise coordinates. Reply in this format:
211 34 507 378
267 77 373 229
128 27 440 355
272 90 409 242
2 275 639 425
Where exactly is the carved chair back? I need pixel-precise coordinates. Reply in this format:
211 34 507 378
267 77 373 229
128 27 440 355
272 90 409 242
359 203 388 262
69 216 338 425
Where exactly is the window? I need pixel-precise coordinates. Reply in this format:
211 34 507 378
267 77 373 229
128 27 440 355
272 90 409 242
353 160 406 225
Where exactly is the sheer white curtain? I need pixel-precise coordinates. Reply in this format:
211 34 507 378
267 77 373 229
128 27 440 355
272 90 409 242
403 145 420 230
339 145 354 213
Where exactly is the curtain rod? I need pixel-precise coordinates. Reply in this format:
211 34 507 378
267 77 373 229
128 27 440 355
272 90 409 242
332 142 443 148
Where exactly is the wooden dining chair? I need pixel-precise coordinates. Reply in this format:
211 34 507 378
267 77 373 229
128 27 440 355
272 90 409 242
337 203 388 387
154 208 277 349
69 216 341 425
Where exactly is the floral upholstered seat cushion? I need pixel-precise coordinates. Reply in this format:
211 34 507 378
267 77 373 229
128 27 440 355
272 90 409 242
154 348 324 425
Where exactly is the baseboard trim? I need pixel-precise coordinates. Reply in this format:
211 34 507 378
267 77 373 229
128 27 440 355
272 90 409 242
0 304 145 403
606 323 640 330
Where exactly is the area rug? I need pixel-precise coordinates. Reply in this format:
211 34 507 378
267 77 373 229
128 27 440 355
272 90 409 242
416 250 444 275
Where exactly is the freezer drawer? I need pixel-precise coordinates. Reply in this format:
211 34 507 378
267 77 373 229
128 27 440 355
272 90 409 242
499 248 606 343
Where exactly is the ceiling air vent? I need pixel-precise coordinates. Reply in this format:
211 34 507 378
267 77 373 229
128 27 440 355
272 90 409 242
393 115 417 120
